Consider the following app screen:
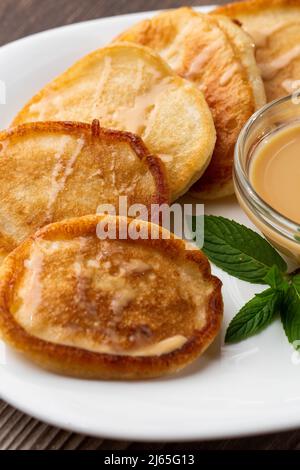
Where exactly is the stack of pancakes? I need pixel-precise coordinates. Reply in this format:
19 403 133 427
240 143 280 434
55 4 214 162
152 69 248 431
0 0 297 379
213 0 300 102
116 7 266 199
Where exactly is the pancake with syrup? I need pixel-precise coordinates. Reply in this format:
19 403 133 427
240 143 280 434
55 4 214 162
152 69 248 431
213 0 300 102
0 215 223 379
116 7 266 199
0 121 168 264
12 43 216 201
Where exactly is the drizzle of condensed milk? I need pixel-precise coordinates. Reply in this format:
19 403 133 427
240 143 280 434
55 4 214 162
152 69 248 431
281 79 298 94
92 55 112 115
259 45 300 80
35 331 188 357
250 123 300 224
158 154 173 163
185 39 223 78
219 63 239 86
243 22 289 49
133 59 144 91
111 288 135 316
18 243 44 327
30 92 63 120
119 259 151 275
15 241 189 356
112 79 172 135
0 139 9 155
46 136 85 222
161 20 196 69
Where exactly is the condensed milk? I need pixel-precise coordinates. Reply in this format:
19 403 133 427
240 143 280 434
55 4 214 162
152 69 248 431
234 95 300 262
250 123 300 225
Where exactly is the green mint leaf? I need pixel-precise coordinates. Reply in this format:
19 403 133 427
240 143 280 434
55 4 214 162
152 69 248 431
263 265 289 291
225 288 281 343
199 215 287 283
292 274 300 292
281 278 300 348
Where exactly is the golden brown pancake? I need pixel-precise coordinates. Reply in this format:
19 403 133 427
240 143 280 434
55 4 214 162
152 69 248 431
116 7 265 199
213 15 266 110
0 215 223 379
213 0 300 102
12 43 216 201
0 121 168 264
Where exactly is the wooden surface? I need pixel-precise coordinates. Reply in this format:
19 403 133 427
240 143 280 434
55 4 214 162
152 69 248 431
0 0 299 451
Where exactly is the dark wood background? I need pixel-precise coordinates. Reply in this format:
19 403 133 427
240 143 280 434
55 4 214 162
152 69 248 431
0 0 299 451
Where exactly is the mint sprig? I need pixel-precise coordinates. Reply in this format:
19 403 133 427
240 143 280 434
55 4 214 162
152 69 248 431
263 265 289 291
200 215 287 284
281 275 300 347
225 289 281 343
193 215 300 346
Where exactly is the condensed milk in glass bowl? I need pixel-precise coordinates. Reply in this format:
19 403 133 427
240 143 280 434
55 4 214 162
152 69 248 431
234 94 300 262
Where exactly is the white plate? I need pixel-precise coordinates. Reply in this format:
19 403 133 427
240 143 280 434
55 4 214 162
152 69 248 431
0 6 299 442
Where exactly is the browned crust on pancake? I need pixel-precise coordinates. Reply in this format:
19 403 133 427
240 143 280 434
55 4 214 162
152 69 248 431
0 215 223 380
213 0 300 16
0 120 170 209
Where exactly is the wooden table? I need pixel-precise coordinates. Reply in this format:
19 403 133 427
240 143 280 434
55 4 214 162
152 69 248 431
0 0 300 451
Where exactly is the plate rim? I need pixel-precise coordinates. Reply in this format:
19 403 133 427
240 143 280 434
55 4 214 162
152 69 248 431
1 4 299 442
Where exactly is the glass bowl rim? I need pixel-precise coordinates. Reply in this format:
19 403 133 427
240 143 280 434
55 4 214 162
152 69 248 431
234 93 300 241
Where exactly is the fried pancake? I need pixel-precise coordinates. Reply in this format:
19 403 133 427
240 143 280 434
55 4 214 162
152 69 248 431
213 15 266 110
12 43 216 201
213 0 300 102
117 7 265 199
0 215 223 379
0 121 168 263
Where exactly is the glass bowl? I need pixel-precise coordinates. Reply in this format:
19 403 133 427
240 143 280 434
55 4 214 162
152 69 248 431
234 94 300 262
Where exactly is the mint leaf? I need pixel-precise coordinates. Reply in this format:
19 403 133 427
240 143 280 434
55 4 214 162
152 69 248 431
199 215 287 283
281 277 300 348
225 288 281 343
263 265 289 291
292 274 300 292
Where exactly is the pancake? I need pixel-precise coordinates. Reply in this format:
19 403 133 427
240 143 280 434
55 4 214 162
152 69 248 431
116 7 265 199
0 121 168 264
0 215 223 379
213 15 266 110
12 43 216 201
213 0 300 102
